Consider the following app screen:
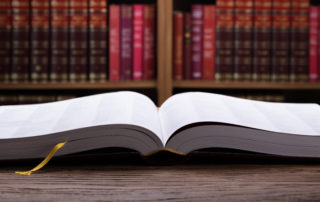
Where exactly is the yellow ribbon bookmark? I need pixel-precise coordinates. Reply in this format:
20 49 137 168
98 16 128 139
15 141 67 176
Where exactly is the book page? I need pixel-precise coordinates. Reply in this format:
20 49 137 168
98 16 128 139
0 92 162 142
159 92 320 144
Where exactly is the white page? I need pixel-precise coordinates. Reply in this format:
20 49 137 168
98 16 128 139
0 92 162 141
159 92 320 144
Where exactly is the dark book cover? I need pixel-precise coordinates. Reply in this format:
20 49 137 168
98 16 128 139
133 4 143 81
120 4 133 80
272 0 291 81
216 0 234 81
173 12 184 80
70 0 88 82
191 5 203 80
234 0 253 81
31 0 49 82
109 4 120 81
309 6 319 82
253 0 272 81
143 5 155 80
0 0 11 82
11 0 30 82
50 0 69 82
89 0 107 82
290 0 309 82
183 13 192 80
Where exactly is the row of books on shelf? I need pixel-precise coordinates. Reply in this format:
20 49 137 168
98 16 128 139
0 0 155 82
173 0 320 82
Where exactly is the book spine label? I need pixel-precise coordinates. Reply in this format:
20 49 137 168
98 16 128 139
290 0 309 82
12 0 30 82
203 5 216 80
31 0 49 82
51 0 69 82
0 0 11 82
109 5 120 81
120 5 133 80
143 5 155 80
133 4 143 81
173 12 184 80
272 0 291 81
70 0 88 82
216 0 234 81
89 0 107 82
183 13 192 79
309 6 319 82
191 5 203 80
253 0 272 81
234 0 253 81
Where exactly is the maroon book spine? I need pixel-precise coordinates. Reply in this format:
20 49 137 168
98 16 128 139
50 0 69 82
0 0 11 82
183 13 192 79
173 12 184 80
11 0 30 82
309 6 320 82
109 4 120 81
70 0 88 82
143 5 155 80
191 5 203 80
89 0 107 82
216 0 235 81
31 0 49 82
290 0 309 82
253 0 272 81
120 5 133 80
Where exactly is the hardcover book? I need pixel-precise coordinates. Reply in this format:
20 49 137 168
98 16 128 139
143 5 155 80
0 91 319 161
309 6 319 82
173 12 184 80
183 13 192 80
133 4 144 81
109 5 120 81
0 0 11 82
191 5 203 80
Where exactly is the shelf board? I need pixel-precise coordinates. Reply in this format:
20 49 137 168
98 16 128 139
0 81 157 90
173 80 320 90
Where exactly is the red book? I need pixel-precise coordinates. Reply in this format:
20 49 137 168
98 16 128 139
309 6 320 82
0 0 11 82
143 5 155 80
191 5 203 80
183 13 192 79
109 5 120 81
203 5 216 80
173 12 184 80
133 4 144 81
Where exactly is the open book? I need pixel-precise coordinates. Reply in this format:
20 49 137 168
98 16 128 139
0 91 320 160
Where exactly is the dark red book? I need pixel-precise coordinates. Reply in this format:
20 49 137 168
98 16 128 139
253 0 272 81
272 0 291 81
203 5 216 80
0 0 11 82
109 4 120 81
143 5 155 80
309 6 320 82
191 5 203 80
234 0 253 81
290 0 309 82
11 0 30 82
133 4 144 81
183 13 192 80
173 12 184 80
31 0 49 82
70 0 88 82
216 0 235 81
120 5 133 80
89 0 107 82
50 0 69 82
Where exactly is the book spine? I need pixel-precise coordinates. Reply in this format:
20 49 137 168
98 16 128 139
120 5 133 80
290 0 309 82
234 0 253 81
272 0 291 81
173 12 184 80
11 0 30 82
50 0 69 82
253 0 272 81
216 0 235 81
203 5 216 80
0 0 11 82
89 0 107 82
109 5 120 81
309 6 319 82
70 0 88 82
133 4 143 81
191 5 203 80
31 0 49 82
143 5 155 80
183 13 192 79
